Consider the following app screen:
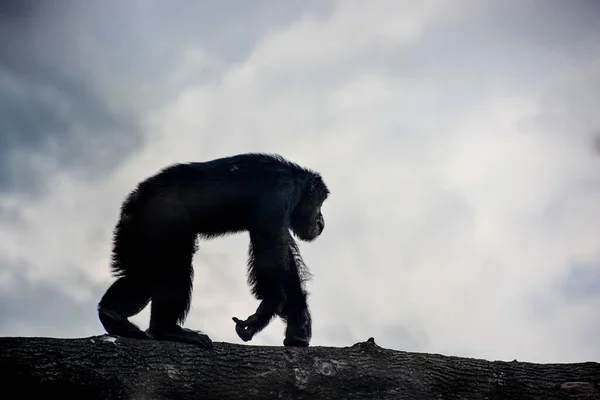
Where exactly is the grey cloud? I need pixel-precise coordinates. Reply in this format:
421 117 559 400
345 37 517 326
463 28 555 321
1 0 598 362
380 324 429 352
320 323 360 345
0 63 141 192
561 264 600 299
0 203 23 225
0 0 32 19
0 0 334 196
255 1 600 135
0 2 144 196
0 261 104 337
373 2 599 103
414 1 599 105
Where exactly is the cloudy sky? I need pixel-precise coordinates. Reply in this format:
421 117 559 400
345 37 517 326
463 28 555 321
1 0 599 364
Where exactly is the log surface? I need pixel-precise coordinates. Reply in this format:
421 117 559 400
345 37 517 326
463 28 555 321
1 336 599 399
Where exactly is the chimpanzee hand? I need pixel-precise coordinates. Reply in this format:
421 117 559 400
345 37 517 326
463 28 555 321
232 315 258 342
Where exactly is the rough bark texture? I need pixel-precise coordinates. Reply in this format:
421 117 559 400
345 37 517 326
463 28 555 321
1 335 599 399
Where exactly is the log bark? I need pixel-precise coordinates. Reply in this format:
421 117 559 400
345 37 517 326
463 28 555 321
1 335 599 400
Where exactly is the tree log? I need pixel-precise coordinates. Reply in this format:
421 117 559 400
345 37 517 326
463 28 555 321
1 335 599 399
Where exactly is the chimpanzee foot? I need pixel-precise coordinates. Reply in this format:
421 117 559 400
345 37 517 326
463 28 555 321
283 336 310 347
98 305 151 340
148 326 213 349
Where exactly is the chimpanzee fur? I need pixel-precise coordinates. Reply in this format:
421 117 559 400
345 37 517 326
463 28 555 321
98 153 329 348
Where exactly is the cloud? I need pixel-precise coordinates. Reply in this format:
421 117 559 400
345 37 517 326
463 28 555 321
0 1 145 196
0 0 332 197
0 0 599 364
0 258 103 337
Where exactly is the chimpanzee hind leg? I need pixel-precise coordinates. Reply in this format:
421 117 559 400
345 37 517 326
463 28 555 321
146 233 213 349
98 274 153 339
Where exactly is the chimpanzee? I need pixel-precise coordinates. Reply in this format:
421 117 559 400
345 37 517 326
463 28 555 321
97 153 329 349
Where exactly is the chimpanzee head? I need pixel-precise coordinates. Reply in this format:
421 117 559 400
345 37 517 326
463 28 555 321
291 175 329 242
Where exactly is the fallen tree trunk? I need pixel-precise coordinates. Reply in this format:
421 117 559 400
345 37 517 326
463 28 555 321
1 336 599 399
